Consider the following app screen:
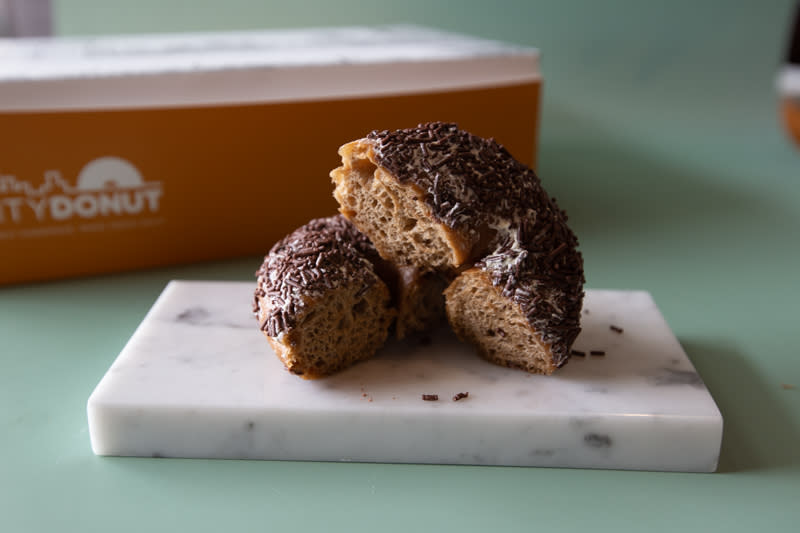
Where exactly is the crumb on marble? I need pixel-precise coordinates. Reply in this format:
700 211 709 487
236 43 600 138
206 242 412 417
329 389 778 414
781 383 795 390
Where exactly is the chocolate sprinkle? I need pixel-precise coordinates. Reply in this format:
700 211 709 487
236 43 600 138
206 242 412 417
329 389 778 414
452 392 469 401
571 349 586 357
254 215 381 338
422 394 439 401
367 122 584 366
590 350 606 356
610 325 624 334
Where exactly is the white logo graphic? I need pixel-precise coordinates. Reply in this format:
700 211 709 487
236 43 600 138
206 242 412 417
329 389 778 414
0 156 163 224
77 157 145 190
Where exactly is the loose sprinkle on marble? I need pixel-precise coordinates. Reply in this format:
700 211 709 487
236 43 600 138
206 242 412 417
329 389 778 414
422 394 439 401
452 392 469 401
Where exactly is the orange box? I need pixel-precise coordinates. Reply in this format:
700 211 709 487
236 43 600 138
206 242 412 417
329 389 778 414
0 26 541 285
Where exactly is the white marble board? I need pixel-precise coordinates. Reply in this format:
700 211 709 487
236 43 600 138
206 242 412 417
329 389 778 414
87 281 723 472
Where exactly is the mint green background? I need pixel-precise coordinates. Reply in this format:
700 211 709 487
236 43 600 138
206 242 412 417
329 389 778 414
3 1 800 531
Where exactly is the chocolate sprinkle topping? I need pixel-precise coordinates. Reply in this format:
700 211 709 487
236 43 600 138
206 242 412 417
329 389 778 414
369 122 534 232
367 122 585 366
610 325 624 334
422 394 439 401
254 215 381 338
452 392 469 401
590 350 606 356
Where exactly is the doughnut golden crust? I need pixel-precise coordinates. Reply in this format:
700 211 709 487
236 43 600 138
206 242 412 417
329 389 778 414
254 215 395 378
331 122 584 373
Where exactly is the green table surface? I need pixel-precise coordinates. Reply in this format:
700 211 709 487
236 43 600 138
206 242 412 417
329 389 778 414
3 1 799 531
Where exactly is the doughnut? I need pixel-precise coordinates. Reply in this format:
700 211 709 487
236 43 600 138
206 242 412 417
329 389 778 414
254 215 395 378
331 122 584 374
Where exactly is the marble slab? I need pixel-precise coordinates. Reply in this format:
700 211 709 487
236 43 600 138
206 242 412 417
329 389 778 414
87 281 723 472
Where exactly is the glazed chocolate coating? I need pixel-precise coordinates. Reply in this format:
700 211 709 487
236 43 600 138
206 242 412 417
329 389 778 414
367 122 584 365
254 215 380 337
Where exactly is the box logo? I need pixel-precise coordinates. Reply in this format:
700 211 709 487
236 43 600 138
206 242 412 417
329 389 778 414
0 156 164 237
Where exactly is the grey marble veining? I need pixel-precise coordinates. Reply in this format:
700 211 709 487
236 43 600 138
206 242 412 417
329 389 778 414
87 281 723 472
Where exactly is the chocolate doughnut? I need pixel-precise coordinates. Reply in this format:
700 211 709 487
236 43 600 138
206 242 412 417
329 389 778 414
254 215 395 378
331 122 584 373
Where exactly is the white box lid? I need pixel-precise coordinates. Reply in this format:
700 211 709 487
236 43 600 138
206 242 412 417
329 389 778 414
0 25 540 111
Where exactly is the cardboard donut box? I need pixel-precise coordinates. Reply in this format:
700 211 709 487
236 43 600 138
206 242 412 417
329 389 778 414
0 26 541 285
